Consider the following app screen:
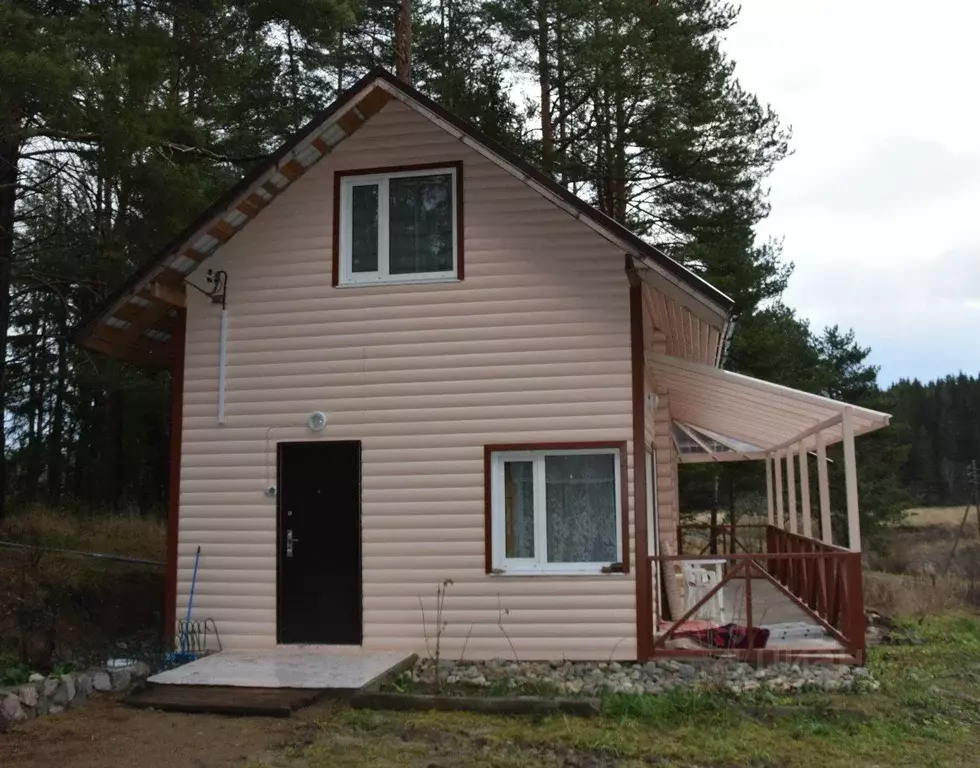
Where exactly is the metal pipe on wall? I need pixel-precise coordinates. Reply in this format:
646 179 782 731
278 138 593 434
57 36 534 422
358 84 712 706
218 308 228 424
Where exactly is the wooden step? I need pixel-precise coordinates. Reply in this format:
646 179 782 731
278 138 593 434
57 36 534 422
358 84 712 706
125 684 323 717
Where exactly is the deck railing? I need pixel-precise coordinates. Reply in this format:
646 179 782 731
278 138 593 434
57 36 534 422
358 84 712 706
677 522 769 557
766 526 865 657
651 525 865 663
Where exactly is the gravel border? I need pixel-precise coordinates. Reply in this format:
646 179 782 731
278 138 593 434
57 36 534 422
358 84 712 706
405 657 879 696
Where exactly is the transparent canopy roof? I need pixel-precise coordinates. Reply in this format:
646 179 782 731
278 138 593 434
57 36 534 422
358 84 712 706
671 421 763 459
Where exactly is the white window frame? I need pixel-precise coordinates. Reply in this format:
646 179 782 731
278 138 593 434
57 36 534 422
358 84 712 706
489 447 623 576
337 166 459 286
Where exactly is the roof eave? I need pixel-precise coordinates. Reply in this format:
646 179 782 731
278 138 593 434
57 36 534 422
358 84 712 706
74 66 736 353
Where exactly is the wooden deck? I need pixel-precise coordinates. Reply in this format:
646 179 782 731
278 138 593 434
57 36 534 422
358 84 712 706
651 535 865 662
126 685 322 716
724 577 844 652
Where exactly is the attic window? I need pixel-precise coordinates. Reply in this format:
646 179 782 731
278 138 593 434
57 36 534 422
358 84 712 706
335 163 462 286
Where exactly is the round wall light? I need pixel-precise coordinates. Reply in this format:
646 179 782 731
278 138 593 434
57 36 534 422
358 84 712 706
307 411 327 432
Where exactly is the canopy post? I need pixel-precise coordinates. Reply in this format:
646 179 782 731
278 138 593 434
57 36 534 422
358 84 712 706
765 454 775 525
773 450 785 529
842 406 861 552
816 433 832 544
799 442 812 538
786 449 798 534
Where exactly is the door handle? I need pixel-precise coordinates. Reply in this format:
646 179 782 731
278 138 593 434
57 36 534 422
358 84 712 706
286 529 300 558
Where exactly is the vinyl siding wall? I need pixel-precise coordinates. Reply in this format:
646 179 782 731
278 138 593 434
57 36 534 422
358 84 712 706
177 98 638 659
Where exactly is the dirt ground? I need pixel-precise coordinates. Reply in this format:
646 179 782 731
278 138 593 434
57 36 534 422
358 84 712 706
3 615 980 768
0 695 315 768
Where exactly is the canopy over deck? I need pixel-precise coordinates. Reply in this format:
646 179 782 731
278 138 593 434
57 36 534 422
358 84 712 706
647 352 891 461
647 351 892 552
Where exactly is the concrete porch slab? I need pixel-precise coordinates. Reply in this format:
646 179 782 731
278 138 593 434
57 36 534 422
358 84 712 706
147 647 415 691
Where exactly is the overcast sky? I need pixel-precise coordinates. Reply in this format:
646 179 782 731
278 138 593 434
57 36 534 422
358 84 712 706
722 1 980 385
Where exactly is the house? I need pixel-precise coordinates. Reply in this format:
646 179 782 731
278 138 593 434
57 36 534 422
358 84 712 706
74 67 890 664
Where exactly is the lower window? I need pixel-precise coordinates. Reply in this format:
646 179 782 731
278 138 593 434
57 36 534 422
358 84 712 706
488 446 624 574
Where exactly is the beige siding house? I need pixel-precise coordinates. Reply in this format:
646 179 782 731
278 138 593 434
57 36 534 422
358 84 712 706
76 68 890 664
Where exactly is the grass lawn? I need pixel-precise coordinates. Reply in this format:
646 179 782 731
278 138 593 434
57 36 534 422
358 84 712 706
246 615 980 768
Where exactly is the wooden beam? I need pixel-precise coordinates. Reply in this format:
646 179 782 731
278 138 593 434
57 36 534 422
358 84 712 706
164 311 186 639
114 301 147 324
149 281 185 308
85 334 172 368
88 323 137 347
280 159 305 181
311 136 329 154
207 220 235 243
767 412 844 454
786 448 798 534
90 319 171 351
235 198 262 218
261 181 281 198
799 441 813 538
155 267 188 286
816 433 833 545
774 450 785 529
677 451 767 464
107 301 172 350
338 109 364 135
244 191 271 212
357 87 392 119
842 407 861 552
765 454 775 526
675 421 715 458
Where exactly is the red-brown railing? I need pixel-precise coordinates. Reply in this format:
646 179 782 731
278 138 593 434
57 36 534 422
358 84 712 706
766 526 865 658
677 522 768 556
650 525 865 663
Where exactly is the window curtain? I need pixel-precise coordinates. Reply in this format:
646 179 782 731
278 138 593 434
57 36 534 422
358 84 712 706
545 454 617 563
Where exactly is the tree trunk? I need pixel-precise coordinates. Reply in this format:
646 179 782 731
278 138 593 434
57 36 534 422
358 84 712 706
612 93 628 223
536 0 553 175
395 0 413 82
110 389 125 509
554 7 566 185
0 128 21 520
24 308 45 497
48 307 68 505
286 24 300 130
72 392 93 507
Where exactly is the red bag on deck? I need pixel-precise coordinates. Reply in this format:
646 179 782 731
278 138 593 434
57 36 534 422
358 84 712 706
673 622 770 650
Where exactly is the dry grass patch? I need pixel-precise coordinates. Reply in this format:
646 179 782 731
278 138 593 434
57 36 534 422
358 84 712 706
0 507 165 668
864 570 970 617
0 505 165 562
904 505 978 529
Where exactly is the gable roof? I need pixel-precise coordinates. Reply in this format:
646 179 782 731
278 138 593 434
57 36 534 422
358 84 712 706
73 67 735 366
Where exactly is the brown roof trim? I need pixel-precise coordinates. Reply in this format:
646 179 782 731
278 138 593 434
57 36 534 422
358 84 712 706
370 69 733 314
73 66 733 345
163 310 186 640
71 68 384 344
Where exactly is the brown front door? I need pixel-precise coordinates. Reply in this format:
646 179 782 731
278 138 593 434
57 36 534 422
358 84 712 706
276 440 362 644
